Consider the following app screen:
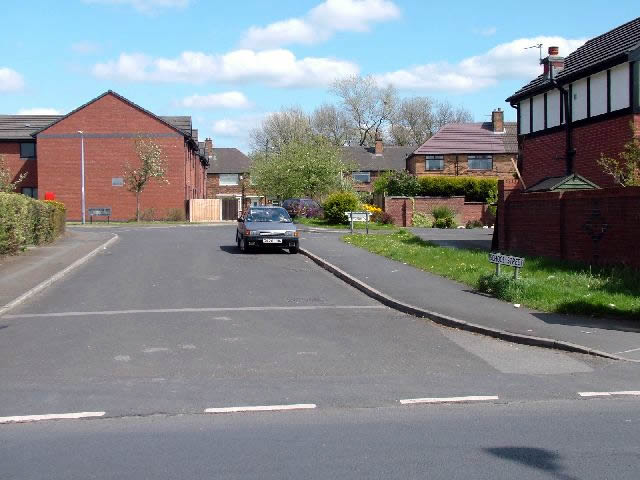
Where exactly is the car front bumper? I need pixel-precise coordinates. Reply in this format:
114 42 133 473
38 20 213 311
246 236 299 248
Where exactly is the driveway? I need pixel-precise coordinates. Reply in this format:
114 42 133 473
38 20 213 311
410 227 494 250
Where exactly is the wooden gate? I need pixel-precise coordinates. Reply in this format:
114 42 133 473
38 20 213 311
189 199 222 222
221 197 238 220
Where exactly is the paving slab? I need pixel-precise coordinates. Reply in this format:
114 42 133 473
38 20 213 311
300 232 640 361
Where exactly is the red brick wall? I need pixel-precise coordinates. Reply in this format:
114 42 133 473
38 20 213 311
409 153 515 179
385 196 494 227
206 174 260 199
0 142 38 190
35 93 205 221
498 181 640 268
520 113 638 188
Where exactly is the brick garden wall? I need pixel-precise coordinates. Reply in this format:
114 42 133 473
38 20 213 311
498 179 640 268
385 196 494 227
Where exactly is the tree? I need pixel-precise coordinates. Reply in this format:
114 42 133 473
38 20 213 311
330 75 397 146
249 136 353 201
311 103 352 146
390 96 436 146
597 122 640 186
249 107 312 154
433 100 473 132
0 155 27 193
124 138 169 222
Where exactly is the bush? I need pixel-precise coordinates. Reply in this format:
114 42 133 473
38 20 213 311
0 193 66 255
166 207 186 222
477 273 531 302
362 204 382 215
371 211 394 225
140 208 156 221
356 191 373 205
323 191 360 224
417 176 498 203
465 219 484 229
374 171 420 196
412 212 432 227
431 205 457 229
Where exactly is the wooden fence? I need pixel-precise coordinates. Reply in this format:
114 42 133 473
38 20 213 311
189 199 222 222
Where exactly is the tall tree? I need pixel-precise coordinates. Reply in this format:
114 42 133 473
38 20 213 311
311 103 352 147
249 107 312 154
433 100 473 132
330 75 397 146
124 138 169 222
390 96 435 146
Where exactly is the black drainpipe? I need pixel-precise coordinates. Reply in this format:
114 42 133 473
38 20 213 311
552 80 575 175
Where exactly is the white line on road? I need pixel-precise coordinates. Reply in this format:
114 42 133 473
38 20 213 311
5 305 385 319
0 411 105 424
399 396 499 405
578 391 640 397
616 347 640 354
205 404 317 414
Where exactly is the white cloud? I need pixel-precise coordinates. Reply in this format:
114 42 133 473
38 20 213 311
211 113 270 138
179 91 251 109
473 26 497 36
71 41 100 54
92 49 359 87
375 36 587 92
17 108 62 115
241 0 401 49
0 67 25 92
83 0 188 14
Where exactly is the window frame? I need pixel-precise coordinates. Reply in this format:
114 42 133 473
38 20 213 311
425 155 444 171
219 173 239 186
467 154 493 171
20 142 36 159
21 187 37 198
351 171 371 183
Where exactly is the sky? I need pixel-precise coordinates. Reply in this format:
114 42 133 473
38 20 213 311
1 0 637 152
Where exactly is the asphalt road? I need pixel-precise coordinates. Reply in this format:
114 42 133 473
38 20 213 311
1 225 638 478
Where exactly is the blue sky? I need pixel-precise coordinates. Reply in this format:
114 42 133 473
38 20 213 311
1 0 637 152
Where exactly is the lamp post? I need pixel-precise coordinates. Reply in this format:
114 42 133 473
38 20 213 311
239 174 246 213
78 130 86 224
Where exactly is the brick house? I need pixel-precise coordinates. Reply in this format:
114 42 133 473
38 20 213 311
407 109 517 179
505 17 640 189
204 141 263 220
1 90 208 221
341 134 414 192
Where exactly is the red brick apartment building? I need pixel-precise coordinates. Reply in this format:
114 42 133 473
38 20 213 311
0 90 208 221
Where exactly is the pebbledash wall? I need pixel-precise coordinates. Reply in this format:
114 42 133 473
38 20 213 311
385 196 494 227
498 179 640 268
36 93 206 221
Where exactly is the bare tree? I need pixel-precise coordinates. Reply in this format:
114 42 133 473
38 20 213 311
311 103 352 146
249 106 312 153
390 96 435 146
433 100 473 132
330 75 397 146
0 154 27 193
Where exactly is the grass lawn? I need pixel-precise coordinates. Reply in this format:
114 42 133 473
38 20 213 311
343 230 640 319
295 217 397 230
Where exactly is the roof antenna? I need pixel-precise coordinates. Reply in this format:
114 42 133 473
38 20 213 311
525 43 543 61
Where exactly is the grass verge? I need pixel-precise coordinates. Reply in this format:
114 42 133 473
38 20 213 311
295 217 396 230
343 230 640 319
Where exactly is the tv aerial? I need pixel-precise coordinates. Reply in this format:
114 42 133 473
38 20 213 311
525 43 544 61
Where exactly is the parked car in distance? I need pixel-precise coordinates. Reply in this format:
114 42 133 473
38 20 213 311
236 206 299 254
282 198 321 218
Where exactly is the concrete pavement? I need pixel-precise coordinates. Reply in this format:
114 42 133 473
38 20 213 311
300 230 640 361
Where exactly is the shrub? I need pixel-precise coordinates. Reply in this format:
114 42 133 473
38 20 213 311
140 208 156 221
417 176 498 203
356 191 373 205
477 273 531 302
465 219 484 229
374 170 420 196
166 207 186 222
371 211 394 225
431 205 457 229
0 193 66 255
412 212 432 227
323 191 360 224
362 204 382 214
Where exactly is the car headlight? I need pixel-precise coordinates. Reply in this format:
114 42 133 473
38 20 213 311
285 231 294 236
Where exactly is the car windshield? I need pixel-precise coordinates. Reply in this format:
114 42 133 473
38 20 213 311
246 208 292 223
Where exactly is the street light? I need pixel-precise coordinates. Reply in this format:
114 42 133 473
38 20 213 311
78 130 86 224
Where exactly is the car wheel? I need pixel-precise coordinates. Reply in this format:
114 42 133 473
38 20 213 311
289 246 298 254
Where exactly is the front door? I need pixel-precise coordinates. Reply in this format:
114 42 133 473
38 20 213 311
222 197 238 220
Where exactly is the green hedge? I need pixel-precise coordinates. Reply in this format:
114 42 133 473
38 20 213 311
417 176 498 203
0 193 66 255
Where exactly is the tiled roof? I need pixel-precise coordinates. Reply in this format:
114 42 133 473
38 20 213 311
341 145 414 171
507 16 640 102
0 115 62 140
412 122 518 155
207 148 251 174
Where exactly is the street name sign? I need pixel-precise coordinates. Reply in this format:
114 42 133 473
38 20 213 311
489 253 524 278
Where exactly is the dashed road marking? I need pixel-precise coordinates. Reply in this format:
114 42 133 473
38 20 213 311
205 404 317 414
399 395 499 405
578 391 640 397
0 411 105 424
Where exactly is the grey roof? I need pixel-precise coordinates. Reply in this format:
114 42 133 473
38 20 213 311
413 122 518 155
160 116 192 136
0 115 62 140
207 148 251 174
341 146 414 171
526 173 600 192
507 17 640 103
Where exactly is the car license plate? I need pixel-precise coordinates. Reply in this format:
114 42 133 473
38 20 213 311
263 238 282 244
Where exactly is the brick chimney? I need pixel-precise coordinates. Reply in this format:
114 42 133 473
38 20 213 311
492 108 504 133
204 138 214 161
375 131 383 155
541 46 565 80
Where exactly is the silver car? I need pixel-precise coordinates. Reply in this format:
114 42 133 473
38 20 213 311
236 206 299 254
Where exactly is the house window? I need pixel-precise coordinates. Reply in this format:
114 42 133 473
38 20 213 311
351 171 371 183
425 155 444 171
21 187 37 198
468 155 493 170
219 174 239 185
20 143 35 159
112 177 124 187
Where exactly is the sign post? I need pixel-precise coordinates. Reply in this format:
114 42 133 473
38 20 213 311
88 207 112 224
488 253 525 279
345 211 372 234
